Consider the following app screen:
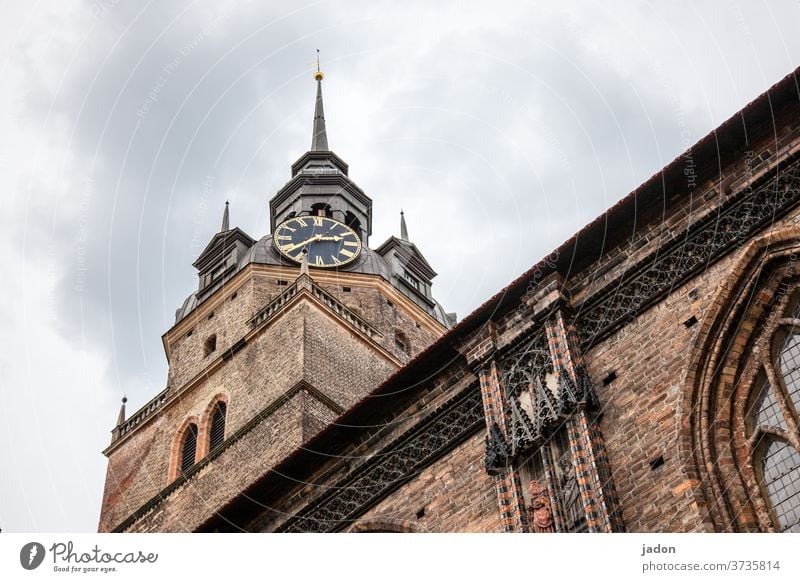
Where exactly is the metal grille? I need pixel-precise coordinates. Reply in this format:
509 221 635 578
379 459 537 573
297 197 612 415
778 332 800 415
181 424 197 474
576 159 800 347
752 377 786 430
210 402 226 451
761 438 800 532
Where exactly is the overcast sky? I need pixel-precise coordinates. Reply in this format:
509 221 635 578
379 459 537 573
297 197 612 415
1 0 798 533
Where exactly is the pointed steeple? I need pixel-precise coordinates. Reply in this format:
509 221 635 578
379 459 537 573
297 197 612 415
221 201 230 231
400 210 409 241
116 396 127 427
311 50 329 151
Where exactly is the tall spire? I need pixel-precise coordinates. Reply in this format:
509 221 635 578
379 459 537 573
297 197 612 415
311 50 329 151
221 201 230 231
400 210 409 241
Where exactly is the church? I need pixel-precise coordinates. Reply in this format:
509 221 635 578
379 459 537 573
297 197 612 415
98 64 800 533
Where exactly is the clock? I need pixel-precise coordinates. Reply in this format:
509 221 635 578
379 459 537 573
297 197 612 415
273 215 362 268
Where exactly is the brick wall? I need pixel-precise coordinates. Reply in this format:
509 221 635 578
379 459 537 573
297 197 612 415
99 286 414 531
353 431 501 532
239 97 800 534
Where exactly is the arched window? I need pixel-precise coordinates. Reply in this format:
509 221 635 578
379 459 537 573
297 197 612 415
311 203 332 218
209 401 227 451
180 423 198 474
204 334 217 357
687 229 800 532
747 296 800 532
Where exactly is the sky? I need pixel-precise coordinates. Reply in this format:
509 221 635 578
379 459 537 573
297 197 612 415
0 0 798 533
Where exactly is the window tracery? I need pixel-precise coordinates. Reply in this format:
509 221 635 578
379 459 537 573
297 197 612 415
745 289 800 532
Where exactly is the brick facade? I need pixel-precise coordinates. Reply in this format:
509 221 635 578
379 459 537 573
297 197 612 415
99 67 800 534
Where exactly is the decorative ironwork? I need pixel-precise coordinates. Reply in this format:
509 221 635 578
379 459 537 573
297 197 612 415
485 422 511 474
498 330 588 460
558 365 598 413
508 397 539 456
498 331 559 458
577 158 800 347
280 386 484 532
531 375 559 435
557 369 579 413
500 332 551 399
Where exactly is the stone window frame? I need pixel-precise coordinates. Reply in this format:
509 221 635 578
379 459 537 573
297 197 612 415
197 393 230 460
168 416 200 483
685 227 800 532
735 284 800 532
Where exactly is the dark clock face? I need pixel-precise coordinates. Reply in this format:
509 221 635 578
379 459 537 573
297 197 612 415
273 216 362 268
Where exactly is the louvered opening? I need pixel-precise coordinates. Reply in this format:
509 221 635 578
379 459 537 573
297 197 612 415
181 424 198 474
210 402 227 451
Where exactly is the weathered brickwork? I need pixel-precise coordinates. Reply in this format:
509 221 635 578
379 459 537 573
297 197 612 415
165 272 439 394
100 67 800 534
352 432 501 532
99 281 421 531
126 391 305 532
316 281 441 362
302 305 397 409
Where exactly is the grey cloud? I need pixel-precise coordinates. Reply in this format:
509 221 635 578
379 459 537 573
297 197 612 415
2 0 799 531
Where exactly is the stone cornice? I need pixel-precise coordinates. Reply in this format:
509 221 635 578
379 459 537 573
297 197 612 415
163 263 447 357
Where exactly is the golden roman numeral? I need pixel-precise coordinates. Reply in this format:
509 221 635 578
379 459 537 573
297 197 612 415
276 235 291 241
343 240 358 248
315 256 324 266
296 218 308 227
312 216 323 226
340 249 355 258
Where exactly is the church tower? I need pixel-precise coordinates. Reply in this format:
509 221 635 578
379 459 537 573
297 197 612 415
98 65 455 532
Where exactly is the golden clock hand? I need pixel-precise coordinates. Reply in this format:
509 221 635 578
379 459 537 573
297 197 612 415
282 234 321 252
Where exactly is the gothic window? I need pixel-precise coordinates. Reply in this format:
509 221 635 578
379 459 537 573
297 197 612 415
209 401 227 451
745 295 800 533
180 423 198 474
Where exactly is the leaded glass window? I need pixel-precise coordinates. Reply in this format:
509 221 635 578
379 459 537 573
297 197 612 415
747 293 800 533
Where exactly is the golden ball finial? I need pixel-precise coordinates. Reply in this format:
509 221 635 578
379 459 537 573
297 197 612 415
314 70 324 81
